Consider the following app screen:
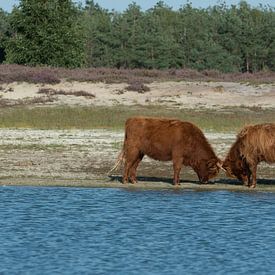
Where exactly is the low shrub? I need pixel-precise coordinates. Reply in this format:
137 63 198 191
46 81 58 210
125 82 150 93
38 88 95 98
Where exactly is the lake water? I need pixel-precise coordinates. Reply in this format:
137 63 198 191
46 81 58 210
0 186 275 274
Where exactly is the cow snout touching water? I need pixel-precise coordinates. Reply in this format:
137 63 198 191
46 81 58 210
109 116 221 185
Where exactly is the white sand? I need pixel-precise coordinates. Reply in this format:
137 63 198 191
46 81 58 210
0 80 274 108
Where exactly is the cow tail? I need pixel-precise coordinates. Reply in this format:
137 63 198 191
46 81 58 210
108 133 127 175
108 150 125 175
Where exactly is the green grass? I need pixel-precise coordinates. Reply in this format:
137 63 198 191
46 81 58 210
0 105 274 132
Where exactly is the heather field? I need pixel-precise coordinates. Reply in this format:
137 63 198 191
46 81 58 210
1 64 275 85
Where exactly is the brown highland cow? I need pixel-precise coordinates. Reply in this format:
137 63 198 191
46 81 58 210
223 123 275 188
110 116 221 185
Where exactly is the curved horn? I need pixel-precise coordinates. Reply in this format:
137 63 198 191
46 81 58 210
217 161 226 172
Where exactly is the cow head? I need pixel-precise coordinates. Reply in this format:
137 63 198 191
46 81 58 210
222 156 250 185
195 158 221 184
222 137 251 185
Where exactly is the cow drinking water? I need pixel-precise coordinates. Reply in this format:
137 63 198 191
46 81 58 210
110 116 221 185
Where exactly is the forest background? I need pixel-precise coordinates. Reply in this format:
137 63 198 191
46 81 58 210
0 0 274 73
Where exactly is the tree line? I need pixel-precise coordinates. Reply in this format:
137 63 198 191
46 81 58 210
0 0 274 72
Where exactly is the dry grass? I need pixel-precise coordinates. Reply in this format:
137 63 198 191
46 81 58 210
0 64 274 85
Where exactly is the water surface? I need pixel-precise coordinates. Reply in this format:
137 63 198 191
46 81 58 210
0 186 275 274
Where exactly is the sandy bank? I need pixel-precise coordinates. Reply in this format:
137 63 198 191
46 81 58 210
1 177 275 192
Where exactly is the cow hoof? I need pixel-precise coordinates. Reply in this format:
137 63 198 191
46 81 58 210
244 182 250 187
250 184 256 188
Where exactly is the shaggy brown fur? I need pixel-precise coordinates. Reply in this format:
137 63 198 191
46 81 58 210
223 123 275 188
110 116 221 185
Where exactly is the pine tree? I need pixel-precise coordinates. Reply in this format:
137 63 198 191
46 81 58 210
0 8 9 63
111 3 144 68
6 0 85 67
82 0 114 67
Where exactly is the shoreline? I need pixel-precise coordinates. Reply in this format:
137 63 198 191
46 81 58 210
1 177 275 192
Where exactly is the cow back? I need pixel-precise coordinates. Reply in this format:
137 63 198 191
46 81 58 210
239 123 275 164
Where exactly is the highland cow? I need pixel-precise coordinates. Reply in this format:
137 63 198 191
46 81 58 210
110 116 221 185
223 123 275 188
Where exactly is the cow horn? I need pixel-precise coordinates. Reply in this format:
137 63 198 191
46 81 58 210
217 161 226 172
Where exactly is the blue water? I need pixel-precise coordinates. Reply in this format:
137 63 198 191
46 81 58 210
0 187 275 274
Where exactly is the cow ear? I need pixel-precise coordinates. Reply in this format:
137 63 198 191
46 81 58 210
237 126 250 138
207 159 215 168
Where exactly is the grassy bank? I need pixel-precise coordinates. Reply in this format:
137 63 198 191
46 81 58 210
0 105 274 132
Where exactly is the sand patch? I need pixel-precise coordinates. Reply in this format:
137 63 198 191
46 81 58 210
0 80 274 108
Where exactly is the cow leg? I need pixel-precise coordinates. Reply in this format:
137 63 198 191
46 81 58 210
173 157 183 186
250 164 257 188
244 159 252 186
123 161 132 184
246 169 252 186
123 149 140 184
129 154 144 184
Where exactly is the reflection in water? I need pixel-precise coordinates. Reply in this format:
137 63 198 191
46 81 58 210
0 186 275 274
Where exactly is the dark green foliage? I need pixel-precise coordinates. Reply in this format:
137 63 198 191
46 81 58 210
111 3 145 68
5 0 85 67
141 2 182 69
0 8 10 63
80 0 275 72
1 0 274 72
82 0 114 67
